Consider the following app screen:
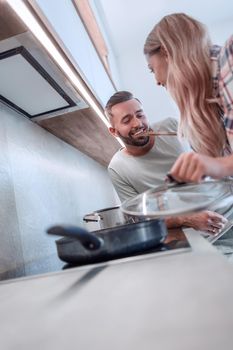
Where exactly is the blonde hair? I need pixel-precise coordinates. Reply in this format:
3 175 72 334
144 13 227 156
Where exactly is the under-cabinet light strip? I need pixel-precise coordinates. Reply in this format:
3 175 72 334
7 0 124 146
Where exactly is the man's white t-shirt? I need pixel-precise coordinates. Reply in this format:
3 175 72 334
108 117 189 202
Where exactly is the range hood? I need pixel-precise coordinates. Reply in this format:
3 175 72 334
0 32 88 120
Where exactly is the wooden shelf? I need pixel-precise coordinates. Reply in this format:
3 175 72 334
37 107 120 166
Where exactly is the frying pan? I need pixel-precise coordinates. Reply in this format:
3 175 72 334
47 219 167 264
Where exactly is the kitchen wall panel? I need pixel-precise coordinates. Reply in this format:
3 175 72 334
0 111 24 277
0 104 119 277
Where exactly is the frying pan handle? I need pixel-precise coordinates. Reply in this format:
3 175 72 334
47 225 104 251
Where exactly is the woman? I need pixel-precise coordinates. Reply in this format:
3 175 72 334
144 13 233 182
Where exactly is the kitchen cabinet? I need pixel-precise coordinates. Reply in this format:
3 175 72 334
0 1 27 40
33 0 116 106
0 1 120 166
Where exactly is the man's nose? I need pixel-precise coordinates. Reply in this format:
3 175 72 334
131 116 142 128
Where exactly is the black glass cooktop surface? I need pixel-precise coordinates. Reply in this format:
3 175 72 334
0 229 190 282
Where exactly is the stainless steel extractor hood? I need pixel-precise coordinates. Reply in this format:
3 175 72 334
0 32 88 120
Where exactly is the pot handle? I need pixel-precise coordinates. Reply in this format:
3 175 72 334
83 213 102 222
47 225 104 251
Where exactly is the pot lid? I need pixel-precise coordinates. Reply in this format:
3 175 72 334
121 179 233 218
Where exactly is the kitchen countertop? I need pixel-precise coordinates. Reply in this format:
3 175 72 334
1 229 233 350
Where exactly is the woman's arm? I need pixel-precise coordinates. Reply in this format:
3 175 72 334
169 152 233 183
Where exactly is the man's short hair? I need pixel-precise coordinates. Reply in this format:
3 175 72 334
105 91 140 121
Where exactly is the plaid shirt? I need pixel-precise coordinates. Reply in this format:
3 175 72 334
211 35 233 150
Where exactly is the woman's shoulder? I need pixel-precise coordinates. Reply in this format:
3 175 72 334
224 35 233 46
220 35 233 62
218 35 233 128
219 35 233 84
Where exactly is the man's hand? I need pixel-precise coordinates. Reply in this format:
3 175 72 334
166 210 227 233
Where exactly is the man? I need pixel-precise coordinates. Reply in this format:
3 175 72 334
105 91 226 233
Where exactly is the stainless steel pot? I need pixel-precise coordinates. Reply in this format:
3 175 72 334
83 206 126 231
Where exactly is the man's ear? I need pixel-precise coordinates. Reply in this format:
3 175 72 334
109 126 118 137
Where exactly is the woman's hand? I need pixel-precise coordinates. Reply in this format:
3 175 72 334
169 152 232 183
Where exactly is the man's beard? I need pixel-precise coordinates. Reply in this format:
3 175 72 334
117 131 150 147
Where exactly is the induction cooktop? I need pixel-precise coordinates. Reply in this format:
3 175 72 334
0 229 191 282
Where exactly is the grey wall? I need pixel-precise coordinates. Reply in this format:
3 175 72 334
0 104 119 277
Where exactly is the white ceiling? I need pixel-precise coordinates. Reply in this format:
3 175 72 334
94 0 233 56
